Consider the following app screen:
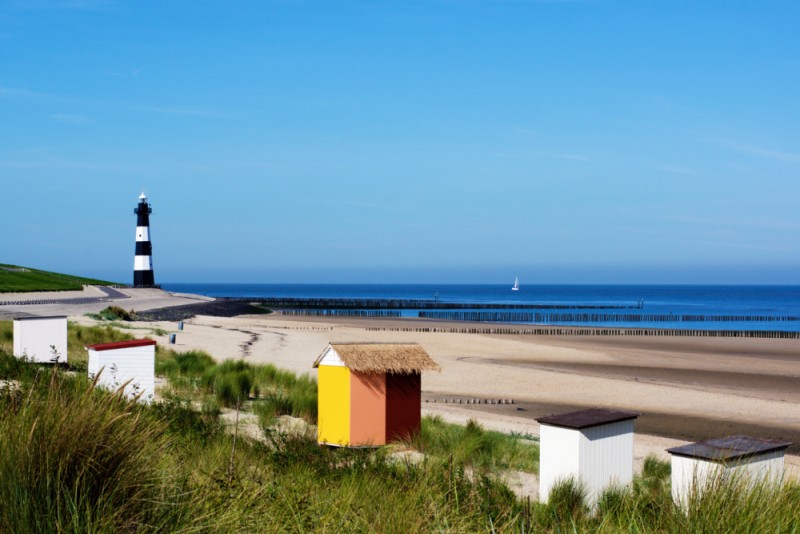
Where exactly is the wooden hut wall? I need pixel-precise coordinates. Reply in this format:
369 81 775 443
350 372 387 446
317 365 351 446
385 372 421 442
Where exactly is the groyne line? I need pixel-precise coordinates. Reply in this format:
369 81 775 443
364 326 800 339
235 297 639 310
418 311 800 323
281 310 401 318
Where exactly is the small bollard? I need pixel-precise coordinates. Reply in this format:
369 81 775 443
178 321 184 331
169 333 176 344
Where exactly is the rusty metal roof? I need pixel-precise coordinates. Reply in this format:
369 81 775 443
536 408 640 430
667 435 791 462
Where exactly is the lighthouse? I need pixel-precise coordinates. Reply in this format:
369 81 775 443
133 192 155 287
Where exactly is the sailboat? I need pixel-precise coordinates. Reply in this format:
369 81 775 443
511 277 519 291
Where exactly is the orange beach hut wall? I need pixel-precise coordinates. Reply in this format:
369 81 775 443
313 343 441 447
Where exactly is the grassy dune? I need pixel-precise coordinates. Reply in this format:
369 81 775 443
1 320 799 532
0 263 116 292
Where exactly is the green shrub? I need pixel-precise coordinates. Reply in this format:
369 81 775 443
151 397 222 444
0 349 35 381
156 349 215 378
0 320 13 355
643 454 671 479
86 306 134 321
547 478 588 519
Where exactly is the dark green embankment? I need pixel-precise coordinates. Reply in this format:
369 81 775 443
0 263 116 292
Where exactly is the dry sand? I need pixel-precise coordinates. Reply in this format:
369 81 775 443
3 289 798 481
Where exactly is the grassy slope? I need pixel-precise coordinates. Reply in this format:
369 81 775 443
0 263 117 292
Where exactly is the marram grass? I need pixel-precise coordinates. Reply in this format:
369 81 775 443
0 367 192 532
157 347 318 424
1 332 799 532
405 415 540 474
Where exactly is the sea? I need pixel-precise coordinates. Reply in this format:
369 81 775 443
161 283 800 332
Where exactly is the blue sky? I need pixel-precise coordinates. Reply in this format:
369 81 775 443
1 1 799 284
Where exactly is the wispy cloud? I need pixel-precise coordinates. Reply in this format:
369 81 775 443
0 85 57 100
108 69 140 78
50 112 91 124
676 237 793 253
492 147 590 161
1 85 234 119
654 164 697 175
0 157 145 172
11 0 115 11
132 105 233 119
656 213 800 232
711 139 800 163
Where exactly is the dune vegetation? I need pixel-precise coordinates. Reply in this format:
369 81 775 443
0 319 799 532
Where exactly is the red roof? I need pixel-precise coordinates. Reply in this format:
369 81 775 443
86 339 157 351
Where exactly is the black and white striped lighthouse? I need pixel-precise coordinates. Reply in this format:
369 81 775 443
133 192 155 287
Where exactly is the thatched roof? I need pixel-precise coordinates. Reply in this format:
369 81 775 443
314 343 441 374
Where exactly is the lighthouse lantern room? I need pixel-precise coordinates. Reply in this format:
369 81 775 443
133 192 156 287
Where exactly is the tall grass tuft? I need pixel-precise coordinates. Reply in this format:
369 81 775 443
681 469 800 533
0 367 191 531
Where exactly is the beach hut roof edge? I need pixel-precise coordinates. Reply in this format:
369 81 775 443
14 315 68 321
667 435 792 462
536 408 640 430
86 339 157 351
313 342 441 373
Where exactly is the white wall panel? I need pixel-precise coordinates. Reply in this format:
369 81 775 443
540 420 635 506
539 424 580 503
88 345 155 402
580 420 635 505
13 317 68 363
671 450 786 507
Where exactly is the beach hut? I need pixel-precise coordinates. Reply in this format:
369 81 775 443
313 343 440 447
667 435 791 507
13 315 68 363
537 408 639 506
86 339 156 402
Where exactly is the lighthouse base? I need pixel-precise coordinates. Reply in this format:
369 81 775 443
134 271 156 287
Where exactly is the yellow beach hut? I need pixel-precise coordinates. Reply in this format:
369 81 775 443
313 343 440 447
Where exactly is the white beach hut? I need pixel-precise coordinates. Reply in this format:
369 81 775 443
667 435 791 507
13 315 68 363
86 339 156 402
537 408 639 506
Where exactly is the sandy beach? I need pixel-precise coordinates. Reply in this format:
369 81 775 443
3 288 799 479
165 312 800 475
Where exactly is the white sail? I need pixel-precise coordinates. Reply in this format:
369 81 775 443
512 277 519 291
